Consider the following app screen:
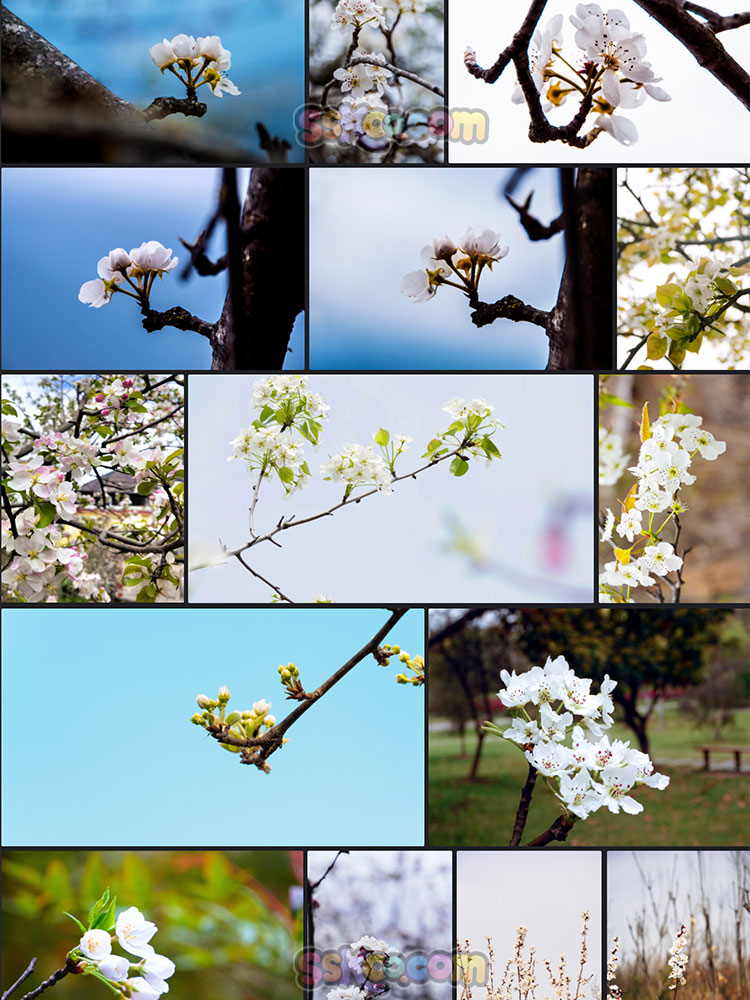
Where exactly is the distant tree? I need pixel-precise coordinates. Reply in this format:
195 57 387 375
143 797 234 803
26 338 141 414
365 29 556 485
680 613 750 739
507 607 731 753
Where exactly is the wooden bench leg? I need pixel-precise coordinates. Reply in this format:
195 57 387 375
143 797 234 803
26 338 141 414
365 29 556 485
735 751 741 772
703 749 710 771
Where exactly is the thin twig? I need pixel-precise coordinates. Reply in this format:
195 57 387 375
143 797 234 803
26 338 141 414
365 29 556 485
3 959 36 1000
510 763 538 846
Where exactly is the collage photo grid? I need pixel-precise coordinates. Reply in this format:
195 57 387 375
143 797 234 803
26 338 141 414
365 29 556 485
1 3 749 1000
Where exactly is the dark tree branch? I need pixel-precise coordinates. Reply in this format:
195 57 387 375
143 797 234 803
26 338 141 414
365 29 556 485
141 306 215 341
684 2 750 31
634 0 750 109
349 55 445 96
506 191 566 240
141 96 207 122
524 814 575 846
3 959 36 1000
471 295 550 329
464 0 548 83
510 763 538 846
257 122 291 161
309 850 349 891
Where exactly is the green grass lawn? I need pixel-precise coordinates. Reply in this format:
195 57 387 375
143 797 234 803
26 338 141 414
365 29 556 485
428 708 750 847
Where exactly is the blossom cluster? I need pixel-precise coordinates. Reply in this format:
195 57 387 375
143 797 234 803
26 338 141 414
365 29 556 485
79 243 179 310
424 397 503 474
229 376 329 496
401 228 509 304
599 406 726 602
191 685 281 773
2 377 183 604
485 654 669 820
332 1 388 32
469 4 670 146
70 891 175 998
599 426 630 486
326 935 394 1000
667 924 689 991
149 33 240 98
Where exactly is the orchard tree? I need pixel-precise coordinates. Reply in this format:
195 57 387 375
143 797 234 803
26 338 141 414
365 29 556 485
2 374 183 604
618 167 750 370
77 168 304 371
401 167 613 369
508 607 731 753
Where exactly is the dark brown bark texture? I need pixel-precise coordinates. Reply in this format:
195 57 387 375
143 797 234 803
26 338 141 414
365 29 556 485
546 167 613 371
1 5 251 163
210 168 305 371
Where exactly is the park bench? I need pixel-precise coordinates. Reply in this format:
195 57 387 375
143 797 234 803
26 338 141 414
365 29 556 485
694 744 749 772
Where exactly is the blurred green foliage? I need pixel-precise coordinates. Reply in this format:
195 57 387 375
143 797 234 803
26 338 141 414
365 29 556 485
2 851 303 1000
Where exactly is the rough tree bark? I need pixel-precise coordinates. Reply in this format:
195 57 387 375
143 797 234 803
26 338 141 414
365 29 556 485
211 169 305 370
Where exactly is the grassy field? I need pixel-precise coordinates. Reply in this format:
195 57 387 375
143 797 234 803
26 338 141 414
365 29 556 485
428 707 750 847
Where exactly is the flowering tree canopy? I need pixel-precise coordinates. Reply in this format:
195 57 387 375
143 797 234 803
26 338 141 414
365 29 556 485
618 167 750 370
2 375 184 603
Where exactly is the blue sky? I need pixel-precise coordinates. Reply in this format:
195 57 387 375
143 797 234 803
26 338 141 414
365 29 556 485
309 167 565 370
188 374 594 604
1 607 425 846
1 168 303 371
7 0 304 159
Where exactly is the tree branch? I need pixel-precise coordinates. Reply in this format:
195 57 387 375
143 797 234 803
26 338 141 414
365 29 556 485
470 295 550 329
349 55 444 96
634 0 750 109
684 2 750 32
506 192 566 241
3 959 36 1000
510 763 538 846
141 306 215 341
142 96 207 122
464 0 549 83
524 813 575 846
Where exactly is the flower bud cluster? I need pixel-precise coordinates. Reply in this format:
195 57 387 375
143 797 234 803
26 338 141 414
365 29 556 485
278 661 307 700
191 687 279 771
79 244 178 310
377 644 424 686
600 405 726 602
485 654 669 821
149 34 240 98
401 228 509 304
71 892 175 998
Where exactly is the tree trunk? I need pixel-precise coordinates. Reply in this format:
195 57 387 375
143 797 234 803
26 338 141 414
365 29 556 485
211 168 305 370
547 168 613 370
468 730 486 781
620 691 651 753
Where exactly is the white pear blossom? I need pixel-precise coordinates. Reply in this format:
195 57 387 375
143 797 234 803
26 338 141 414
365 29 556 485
98 955 131 982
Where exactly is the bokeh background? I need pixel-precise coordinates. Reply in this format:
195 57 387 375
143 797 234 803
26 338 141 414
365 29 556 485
3 0 304 160
1 849 302 1000
1 168 304 371
309 167 565 370
448 2 750 164
608 850 749 1000
187 373 593 604
599 374 750 603
1 607 425 846
457 851 601 1000
428 607 750 847
308 851 452 1000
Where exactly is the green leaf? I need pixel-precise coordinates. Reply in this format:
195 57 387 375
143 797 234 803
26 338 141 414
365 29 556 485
646 333 667 360
714 275 737 296
87 888 110 929
480 435 500 456
259 405 274 422
136 584 157 603
655 282 682 308
35 501 57 530
2 400 19 416
64 912 87 935
684 313 701 336
374 428 390 447
277 466 294 484
446 419 464 436
300 461 310 476
667 342 686 368
663 325 686 341
449 456 469 477
599 392 634 408
127 403 148 413
636 364 654 370
425 438 441 454
91 893 117 931
136 480 157 496
686 331 703 353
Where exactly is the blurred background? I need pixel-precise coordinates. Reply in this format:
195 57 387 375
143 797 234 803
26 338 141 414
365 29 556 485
427 607 750 847
1 168 304 371
3 0 303 161
608 850 749 1000
308 851 451 1000
188 374 593 604
599 374 750 603
457 851 601 1000
309 1 444 164
1 849 303 1000
309 167 565 370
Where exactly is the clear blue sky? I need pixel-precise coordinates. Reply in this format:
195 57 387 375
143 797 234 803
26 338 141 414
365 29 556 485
1 607 425 846
188 374 594 604
7 0 304 159
1 168 303 371
309 167 565 370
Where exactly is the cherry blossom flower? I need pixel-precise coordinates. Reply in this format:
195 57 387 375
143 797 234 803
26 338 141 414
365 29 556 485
116 906 158 957
79 929 113 961
98 955 131 981
129 241 179 277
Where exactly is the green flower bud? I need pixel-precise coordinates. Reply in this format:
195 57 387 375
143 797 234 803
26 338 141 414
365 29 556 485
280 669 292 682
395 673 408 684
218 685 231 703
391 645 401 654
196 694 214 709
399 652 409 662
225 711 240 725
190 713 205 725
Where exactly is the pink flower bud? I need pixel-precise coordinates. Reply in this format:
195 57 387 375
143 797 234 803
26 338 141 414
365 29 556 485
95 393 104 402
101 408 110 416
